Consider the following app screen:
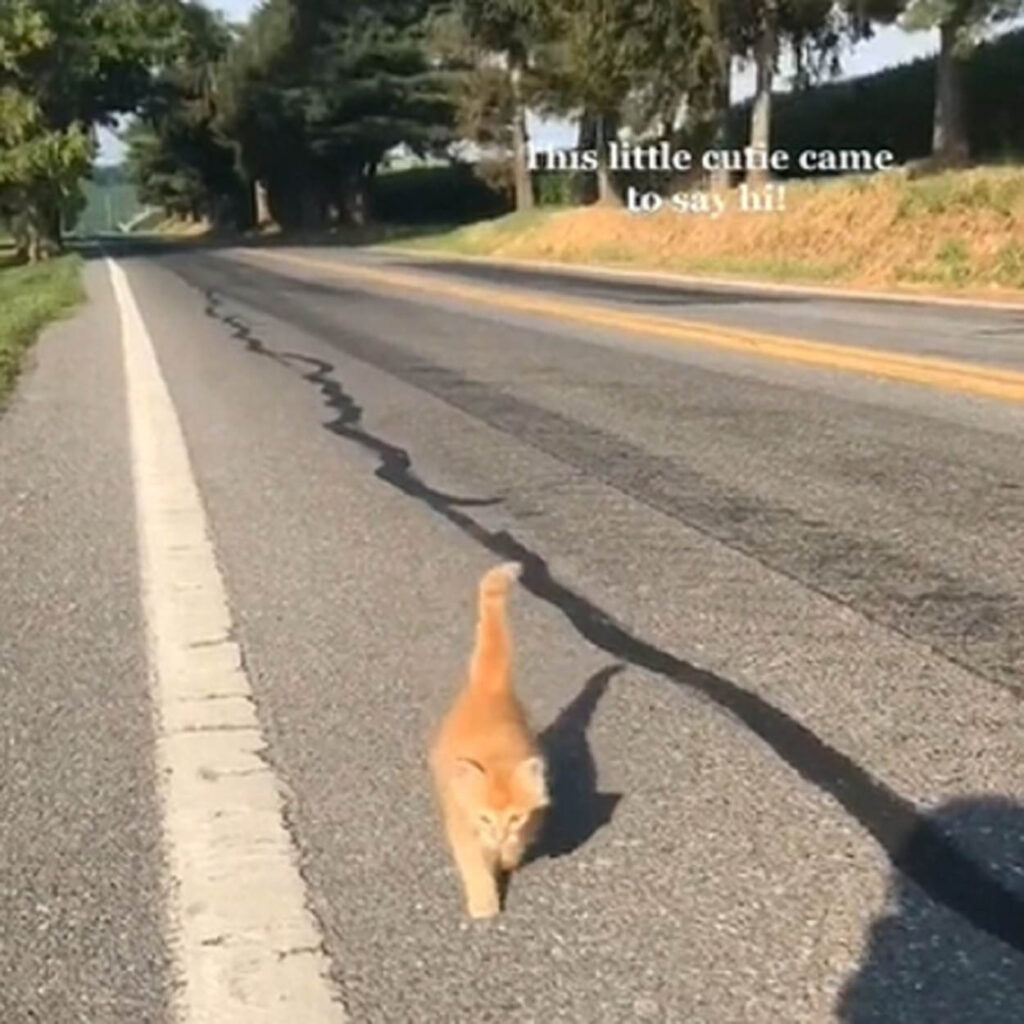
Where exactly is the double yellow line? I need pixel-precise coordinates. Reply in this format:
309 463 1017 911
240 248 1024 404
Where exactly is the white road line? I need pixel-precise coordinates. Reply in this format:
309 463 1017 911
107 257 347 1024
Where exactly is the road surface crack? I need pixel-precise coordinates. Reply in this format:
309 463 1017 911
198 285 1024 957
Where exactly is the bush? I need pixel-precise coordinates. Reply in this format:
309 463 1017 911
371 164 511 224
372 162 602 221
533 170 585 206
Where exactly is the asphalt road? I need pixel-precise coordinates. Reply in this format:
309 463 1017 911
2 241 1023 1023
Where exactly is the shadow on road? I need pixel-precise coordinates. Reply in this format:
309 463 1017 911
74 222 452 259
838 795 1024 1023
197 282 1024 961
530 663 624 862
84 231 804 312
383 258 796 308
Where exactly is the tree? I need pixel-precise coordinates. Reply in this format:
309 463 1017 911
214 0 457 231
459 0 541 210
126 2 247 227
0 1 90 261
612 0 717 186
0 96 93 262
901 0 1022 166
728 0 844 186
296 0 459 224
1 0 186 259
214 0 323 229
533 0 709 202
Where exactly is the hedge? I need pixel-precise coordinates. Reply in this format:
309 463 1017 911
728 27 1024 174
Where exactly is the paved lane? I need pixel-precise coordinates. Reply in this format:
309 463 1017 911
368 250 1024 369
152 245 1024 1021
3 243 1023 1022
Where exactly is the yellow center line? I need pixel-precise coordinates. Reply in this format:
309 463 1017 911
236 248 1024 404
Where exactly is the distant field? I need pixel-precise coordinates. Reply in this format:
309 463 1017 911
0 256 84 406
389 166 1024 299
73 178 145 235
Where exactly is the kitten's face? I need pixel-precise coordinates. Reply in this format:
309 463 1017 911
453 756 548 852
474 804 536 851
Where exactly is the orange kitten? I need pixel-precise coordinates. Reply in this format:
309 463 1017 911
429 561 549 919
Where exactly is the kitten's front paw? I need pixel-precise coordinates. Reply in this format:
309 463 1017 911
499 844 523 872
467 893 500 919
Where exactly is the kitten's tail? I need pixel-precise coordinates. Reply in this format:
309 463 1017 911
468 561 522 696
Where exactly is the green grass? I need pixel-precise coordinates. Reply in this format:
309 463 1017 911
379 210 560 254
0 254 84 407
74 180 145 235
993 241 1024 288
934 236 971 285
302 221 462 247
665 255 848 283
894 168 1024 219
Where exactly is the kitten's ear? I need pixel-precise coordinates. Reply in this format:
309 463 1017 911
454 758 485 780
450 758 486 805
515 755 549 808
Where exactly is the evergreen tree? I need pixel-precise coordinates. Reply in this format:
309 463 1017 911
459 0 541 210
213 0 457 230
533 0 708 200
296 0 459 224
127 3 247 227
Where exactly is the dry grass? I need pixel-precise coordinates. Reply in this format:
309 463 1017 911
393 166 1024 299
150 215 213 237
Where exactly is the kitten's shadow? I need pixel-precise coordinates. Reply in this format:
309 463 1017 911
527 663 624 863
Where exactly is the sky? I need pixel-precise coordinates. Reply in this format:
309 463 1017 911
96 1 965 162
211 0 259 18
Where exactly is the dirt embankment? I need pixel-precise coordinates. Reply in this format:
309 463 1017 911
406 167 1024 300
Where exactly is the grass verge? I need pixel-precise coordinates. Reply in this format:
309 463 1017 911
0 254 84 408
380 166 1024 300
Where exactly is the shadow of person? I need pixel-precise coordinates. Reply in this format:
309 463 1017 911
837 795 1024 1023
527 663 624 863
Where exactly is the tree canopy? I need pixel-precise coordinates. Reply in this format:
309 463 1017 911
1 0 186 259
126 3 244 225
6 0 1018 255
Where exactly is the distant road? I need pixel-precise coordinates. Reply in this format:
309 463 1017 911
2 238 1023 1023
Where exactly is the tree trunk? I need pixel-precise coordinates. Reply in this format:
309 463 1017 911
46 201 63 253
296 177 327 232
576 112 598 205
707 0 731 192
15 201 46 264
748 4 776 188
253 179 272 228
509 59 534 212
342 166 373 227
595 114 619 206
933 20 970 167
25 217 42 264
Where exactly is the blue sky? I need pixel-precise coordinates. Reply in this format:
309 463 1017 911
214 0 259 17
96 1 966 162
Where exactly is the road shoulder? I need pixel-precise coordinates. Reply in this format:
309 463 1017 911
0 258 172 1023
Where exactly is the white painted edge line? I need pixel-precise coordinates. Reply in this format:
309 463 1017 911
106 257 347 1024
377 245 1024 313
